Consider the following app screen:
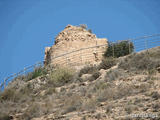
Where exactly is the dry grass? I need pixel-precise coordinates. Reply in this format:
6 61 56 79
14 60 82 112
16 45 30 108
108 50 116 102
94 81 143 102
0 88 22 102
61 94 82 115
0 113 11 120
118 49 160 73
81 98 97 111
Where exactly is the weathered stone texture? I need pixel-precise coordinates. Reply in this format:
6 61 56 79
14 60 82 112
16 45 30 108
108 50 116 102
44 25 108 67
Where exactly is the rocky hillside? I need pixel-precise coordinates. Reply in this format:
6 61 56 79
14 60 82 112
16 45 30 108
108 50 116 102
0 47 160 120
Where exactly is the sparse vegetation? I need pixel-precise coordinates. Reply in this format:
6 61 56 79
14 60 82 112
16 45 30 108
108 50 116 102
0 88 22 102
12 66 48 82
95 82 138 102
105 68 126 81
81 98 97 111
118 51 160 73
94 81 112 90
0 47 160 119
62 94 82 114
98 57 116 70
21 103 42 119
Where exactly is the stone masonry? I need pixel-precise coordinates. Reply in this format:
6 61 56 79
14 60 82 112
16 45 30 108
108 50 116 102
44 25 108 67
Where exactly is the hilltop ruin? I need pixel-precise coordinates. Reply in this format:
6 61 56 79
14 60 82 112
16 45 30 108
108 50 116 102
44 25 108 66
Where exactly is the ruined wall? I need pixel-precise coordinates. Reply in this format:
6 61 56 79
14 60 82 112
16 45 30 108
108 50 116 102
44 25 108 67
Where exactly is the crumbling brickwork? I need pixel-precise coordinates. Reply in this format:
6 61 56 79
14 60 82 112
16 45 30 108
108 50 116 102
44 25 108 67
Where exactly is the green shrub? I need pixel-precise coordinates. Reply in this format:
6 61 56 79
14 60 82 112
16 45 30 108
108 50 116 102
25 66 47 81
12 66 48 82
31 66 47 80
104 40 134 58
48 67 74 87
98 57 116 70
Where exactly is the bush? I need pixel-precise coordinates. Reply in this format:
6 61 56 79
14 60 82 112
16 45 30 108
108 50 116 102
88 71 101 81
78 65 98 77
104 40 134 58
48 67 74 87
98 57 116 70
91 71 101 80
28 66 47 80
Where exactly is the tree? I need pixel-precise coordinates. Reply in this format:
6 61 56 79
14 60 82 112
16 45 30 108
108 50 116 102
104 40 134 58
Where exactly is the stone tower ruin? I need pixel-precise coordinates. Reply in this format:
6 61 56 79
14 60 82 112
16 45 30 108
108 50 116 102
44 25 108 67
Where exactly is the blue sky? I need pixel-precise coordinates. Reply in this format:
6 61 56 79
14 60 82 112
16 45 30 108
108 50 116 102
0 0 160 82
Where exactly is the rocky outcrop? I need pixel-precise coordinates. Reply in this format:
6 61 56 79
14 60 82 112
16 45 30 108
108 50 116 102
44 25 108 67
